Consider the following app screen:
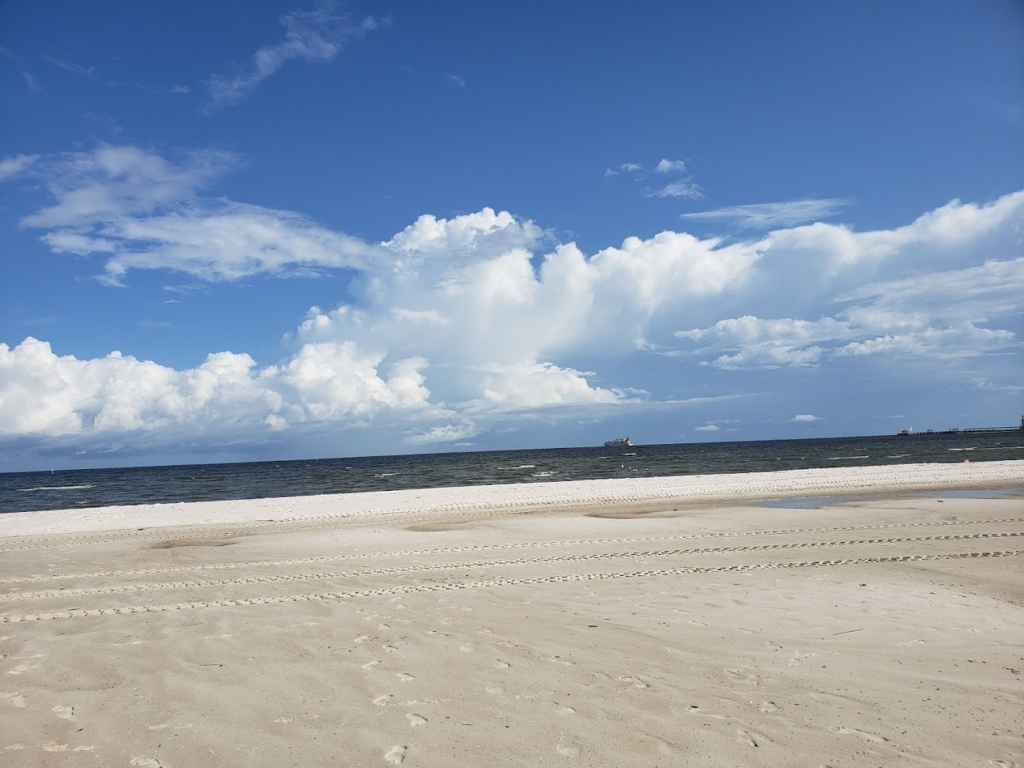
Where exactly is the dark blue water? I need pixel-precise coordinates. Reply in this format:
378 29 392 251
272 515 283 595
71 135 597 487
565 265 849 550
2 432 1021 514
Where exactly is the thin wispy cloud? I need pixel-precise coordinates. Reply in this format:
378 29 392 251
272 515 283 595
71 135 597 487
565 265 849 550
680 198 852 230
1 45 45 94
444 74 466 88
84 111 123 135
0 154 39 182
205 8 383 110
645 179 703 200
43 55 189 95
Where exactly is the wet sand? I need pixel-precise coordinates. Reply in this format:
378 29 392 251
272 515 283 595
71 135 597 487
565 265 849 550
1 461 1022 767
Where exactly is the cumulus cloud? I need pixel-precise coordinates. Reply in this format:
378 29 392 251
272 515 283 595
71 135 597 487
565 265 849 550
791 414 820 422
694 423 721 431
0 337 436 442
206 9 381 109
654 159 687 174
680 198 851 230
672 201 1024 370
4 145 1022 462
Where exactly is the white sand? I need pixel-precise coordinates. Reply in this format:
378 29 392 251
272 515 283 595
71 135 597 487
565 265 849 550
0 461 1021 767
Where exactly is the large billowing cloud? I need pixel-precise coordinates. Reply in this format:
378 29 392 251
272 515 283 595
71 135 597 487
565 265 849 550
2 145 1022 462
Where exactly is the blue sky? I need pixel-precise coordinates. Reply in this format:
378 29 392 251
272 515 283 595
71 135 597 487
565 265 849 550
1 0 1022 471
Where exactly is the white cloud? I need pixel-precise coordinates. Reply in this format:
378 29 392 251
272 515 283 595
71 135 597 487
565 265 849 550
0 154 39 182
444 74 466 88
462 361 626 413
791 414 820 422
21 145 237 228
833 323 1016 359
654 159 687 174
709 344 824 371
19 146 381 284
646 179 703 200
4 146 1022 462
765 191 1024 269
694 423 721 431
680 198 851 230
206 9 381 109
404 422 478 446
0 337 436 441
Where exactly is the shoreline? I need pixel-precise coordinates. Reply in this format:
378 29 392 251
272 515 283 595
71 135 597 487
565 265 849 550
2 459 1022 537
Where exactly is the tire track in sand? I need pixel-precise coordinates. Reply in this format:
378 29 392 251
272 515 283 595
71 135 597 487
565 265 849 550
2 531 1020 604
3 549 1020 623
1 511 1019 564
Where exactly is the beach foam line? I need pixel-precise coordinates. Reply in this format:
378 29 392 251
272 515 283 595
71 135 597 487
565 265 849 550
1 460 1021 538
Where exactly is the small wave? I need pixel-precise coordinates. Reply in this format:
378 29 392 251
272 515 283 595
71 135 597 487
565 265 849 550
18 484 96 492
374 472 402 478
827 455 870 460
947 447 975 452
499 464 536 470
886 454 910 459
532 471 557 477
622 452 637 456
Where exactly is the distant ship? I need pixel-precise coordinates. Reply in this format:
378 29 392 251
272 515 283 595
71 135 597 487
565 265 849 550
897 415 1024 436
604 437 634 448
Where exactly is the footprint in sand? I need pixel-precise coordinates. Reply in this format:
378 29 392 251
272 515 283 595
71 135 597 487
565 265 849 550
354 635 372 644
555 704 576 715
52 705 75 721
41 741 68 752
397 673 415 682
493 660 511 669
373 695 394 707
406 714 427 727
549 656 574 666
382 645 399 653
130 758 164 768
724 667 760 685
385 745 407 764
760 701 779 713
486 686 504 695
617 676 649 689
363 660 381 671
0 693 26 708
557 744 582 758
460 645 473 653
737 730 767 747
788 650 817 668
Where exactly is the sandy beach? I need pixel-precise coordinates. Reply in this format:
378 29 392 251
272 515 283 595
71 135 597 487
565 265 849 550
1 460 1022 767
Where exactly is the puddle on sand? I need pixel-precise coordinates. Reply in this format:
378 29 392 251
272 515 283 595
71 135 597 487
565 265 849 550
757 487 1020 509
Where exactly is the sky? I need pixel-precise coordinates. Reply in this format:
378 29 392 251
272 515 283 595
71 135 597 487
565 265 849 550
0 0 1022 472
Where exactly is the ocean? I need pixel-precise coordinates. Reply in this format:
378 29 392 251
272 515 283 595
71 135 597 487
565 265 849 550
2 432 1021 515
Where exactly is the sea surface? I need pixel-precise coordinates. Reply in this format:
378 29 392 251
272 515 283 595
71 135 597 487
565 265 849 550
2 432 1021 515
